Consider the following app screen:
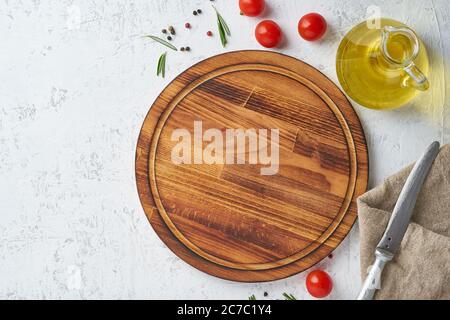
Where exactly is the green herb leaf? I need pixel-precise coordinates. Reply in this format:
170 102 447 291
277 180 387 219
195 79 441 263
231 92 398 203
217 19 227 47
157 54 163 76
213 6 230 47
156 52 167 78
248 294 256 300
282 293 297 300
217 13 230 36
145 35 177 51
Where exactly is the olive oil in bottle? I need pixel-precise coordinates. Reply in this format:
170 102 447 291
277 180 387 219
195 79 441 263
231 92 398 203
336 19 429 110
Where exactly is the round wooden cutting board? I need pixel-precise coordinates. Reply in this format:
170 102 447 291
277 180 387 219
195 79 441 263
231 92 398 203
136 51 368 282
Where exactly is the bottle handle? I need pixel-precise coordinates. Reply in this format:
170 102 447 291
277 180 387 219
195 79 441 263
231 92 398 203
381 26 429 91
404 63 430 91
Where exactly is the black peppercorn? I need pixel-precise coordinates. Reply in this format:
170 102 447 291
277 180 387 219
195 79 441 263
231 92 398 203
180 47 185 51
264 292 268 297
197 9 202 14
185 46 190 52
162 29 167 34
193 11 197 16
167 36 172 41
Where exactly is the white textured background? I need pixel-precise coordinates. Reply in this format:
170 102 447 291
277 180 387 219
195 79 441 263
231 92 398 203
0 0 448 299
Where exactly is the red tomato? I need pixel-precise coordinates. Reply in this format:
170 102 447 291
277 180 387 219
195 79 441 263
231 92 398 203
255 20 282 48
239 0 265 17
306 270 333 298
298 13 327 41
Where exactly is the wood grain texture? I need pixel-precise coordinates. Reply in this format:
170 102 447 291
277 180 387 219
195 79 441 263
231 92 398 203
136 51 368 282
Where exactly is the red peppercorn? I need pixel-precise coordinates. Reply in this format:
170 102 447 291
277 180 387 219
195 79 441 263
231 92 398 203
185 22 191 29
207 31 213 37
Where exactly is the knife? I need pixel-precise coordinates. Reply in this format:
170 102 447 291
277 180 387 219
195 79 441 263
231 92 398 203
357 141 441 300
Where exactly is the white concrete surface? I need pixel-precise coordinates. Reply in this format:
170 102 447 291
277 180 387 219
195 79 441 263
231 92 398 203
0 0 448 299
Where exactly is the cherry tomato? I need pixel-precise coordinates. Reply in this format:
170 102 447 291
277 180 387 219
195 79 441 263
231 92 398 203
255 20 282 48
298 13 327 41
306 270 333 298
239 0 265 17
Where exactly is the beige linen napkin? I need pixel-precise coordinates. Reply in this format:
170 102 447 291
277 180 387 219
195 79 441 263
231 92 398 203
358 143 450 300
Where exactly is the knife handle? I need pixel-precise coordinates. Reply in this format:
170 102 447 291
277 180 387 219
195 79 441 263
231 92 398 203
357 252 391 300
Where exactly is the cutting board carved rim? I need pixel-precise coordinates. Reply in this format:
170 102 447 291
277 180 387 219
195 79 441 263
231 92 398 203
136 50 369 282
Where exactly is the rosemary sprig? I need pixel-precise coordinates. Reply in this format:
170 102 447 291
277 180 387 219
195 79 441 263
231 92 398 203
282 293 297 300
248 294 256 300
217 19 227 47
217 12 230 36
157 52 167 78
145 35 178 51
213 6 230 47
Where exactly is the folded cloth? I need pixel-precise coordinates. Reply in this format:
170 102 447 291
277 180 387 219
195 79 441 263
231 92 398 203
358 143 450 300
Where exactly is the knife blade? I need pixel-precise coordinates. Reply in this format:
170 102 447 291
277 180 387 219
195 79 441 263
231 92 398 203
357 141 440 300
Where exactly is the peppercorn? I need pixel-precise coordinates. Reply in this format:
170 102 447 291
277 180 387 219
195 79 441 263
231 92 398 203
162 29 167 34
197 9 202 14
207 31 213 37
264 292 268 297
167 36 172 41
185 46 190 52
185 22 191 29
193 11 197 16
180 47 185 51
